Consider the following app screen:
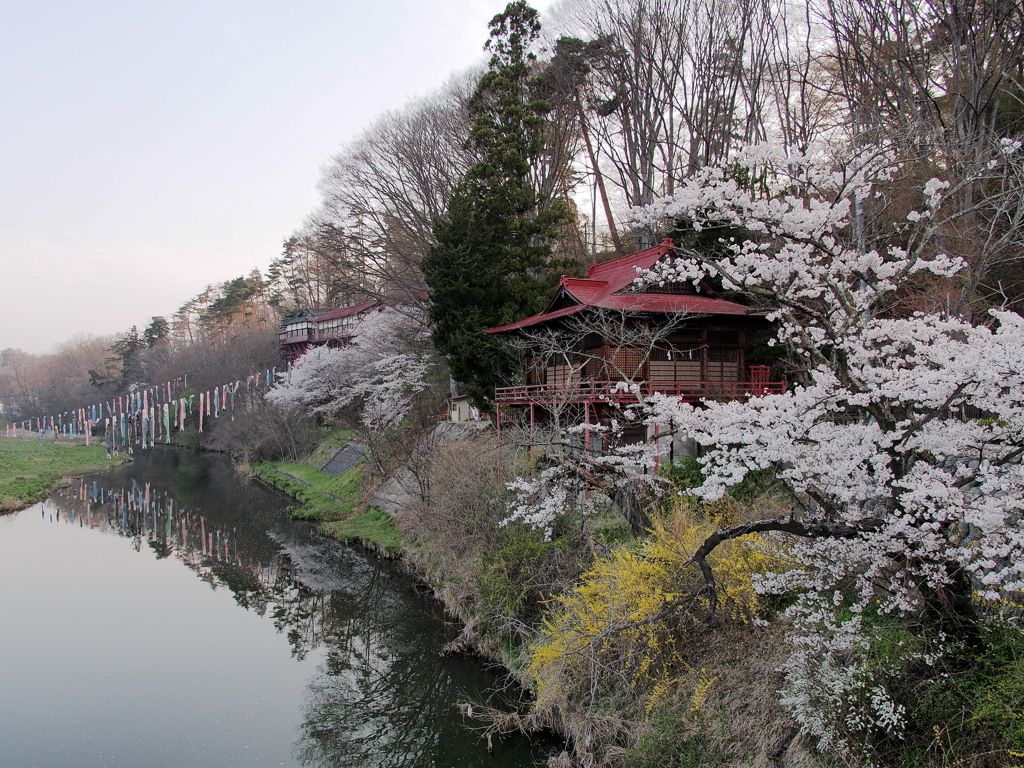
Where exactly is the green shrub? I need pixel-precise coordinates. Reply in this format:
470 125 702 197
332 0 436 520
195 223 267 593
320 508 403 555
901 618 1024 767
477 525 560 637
625 705 719 768
663 456 777 502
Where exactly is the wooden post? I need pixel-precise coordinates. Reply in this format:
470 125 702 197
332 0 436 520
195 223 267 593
584 400 591 454
495 403 503 485
653 423 660 472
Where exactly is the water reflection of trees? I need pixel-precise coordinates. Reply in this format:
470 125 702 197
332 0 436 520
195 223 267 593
40 457 541 767
45 477 332 659
296 629 463 767
294 574 540 767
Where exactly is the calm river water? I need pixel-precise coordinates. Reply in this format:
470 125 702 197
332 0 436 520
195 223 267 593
0 449 550 768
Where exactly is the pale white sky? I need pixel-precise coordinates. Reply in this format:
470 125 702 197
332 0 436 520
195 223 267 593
0 0 554 354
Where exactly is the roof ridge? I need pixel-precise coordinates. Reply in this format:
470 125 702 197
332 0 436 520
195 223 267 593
584 238 676 278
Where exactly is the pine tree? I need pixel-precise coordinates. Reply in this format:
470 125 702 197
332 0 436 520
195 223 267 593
143 316 169 348
422 1 566 405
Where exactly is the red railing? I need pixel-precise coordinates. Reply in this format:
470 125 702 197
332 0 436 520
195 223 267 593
493 379 785 405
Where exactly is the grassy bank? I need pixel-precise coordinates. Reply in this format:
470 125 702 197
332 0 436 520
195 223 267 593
250 454 402 556
320 508 402 555
0 437 126 512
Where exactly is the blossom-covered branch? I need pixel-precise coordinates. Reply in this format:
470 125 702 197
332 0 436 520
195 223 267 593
626 141 1024 750
268 308 432 433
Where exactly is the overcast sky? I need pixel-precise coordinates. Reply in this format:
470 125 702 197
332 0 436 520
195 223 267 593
0 0 555 355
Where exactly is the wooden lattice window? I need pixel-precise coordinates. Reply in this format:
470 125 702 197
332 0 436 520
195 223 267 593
607 347 645 380
706 348 741 381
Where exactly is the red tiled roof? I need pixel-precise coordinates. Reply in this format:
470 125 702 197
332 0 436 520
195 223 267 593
559 278 609 303
598 293 751 314
314 300 381 323
487 240 757 334
583 241 671 281
488 304 587 333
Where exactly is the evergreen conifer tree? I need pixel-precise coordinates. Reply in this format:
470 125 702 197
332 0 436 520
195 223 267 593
422 1 566 405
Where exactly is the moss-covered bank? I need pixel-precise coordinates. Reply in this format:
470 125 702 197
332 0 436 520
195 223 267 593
248 457 403 556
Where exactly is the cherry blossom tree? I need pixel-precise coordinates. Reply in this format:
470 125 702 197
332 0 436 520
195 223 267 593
267 308 435 470
502 138 1024 752
629 140 1024 751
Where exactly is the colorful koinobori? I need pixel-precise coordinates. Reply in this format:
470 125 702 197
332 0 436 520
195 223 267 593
49 476 291 592
1 364 289 449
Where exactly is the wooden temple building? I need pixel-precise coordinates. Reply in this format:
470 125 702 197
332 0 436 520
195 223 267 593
486 239 785 441
278 300 382 364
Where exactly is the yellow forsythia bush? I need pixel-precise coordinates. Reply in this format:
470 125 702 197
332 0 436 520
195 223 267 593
526 500 782 720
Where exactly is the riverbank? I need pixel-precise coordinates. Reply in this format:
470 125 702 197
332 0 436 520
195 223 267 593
249 437 788 765
247 459 403 555
247 429 1024 768
0 437 127 512
247 441 511 656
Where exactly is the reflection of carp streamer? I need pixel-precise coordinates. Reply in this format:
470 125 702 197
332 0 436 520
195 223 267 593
44 477 333 656
48 479 296 596
41 469 362 660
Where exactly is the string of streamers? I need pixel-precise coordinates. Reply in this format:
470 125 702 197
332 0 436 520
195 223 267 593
2 365 285 447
